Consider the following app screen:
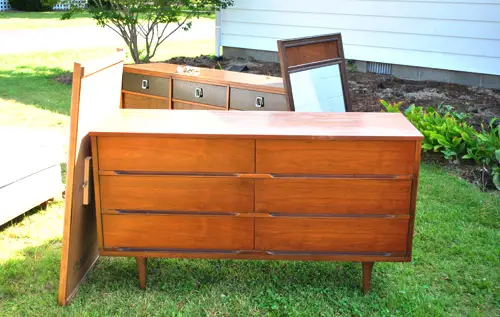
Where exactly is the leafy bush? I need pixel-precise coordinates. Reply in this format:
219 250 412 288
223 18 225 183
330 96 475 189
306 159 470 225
380 100 500 190
8 0 58 11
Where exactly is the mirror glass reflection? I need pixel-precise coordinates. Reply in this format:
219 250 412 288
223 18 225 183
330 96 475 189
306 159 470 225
289 64 346 112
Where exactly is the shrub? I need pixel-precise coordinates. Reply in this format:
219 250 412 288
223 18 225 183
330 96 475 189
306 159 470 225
380 100 500 190
8 0 58 11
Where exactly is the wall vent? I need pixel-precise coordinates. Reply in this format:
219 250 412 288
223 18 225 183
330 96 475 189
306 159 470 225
367 62 392 75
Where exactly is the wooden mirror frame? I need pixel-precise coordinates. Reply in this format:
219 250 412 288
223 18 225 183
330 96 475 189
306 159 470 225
277 33 352 112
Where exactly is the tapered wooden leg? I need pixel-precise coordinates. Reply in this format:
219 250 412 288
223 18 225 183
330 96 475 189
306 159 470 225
136 257 147 290
362 262 374 294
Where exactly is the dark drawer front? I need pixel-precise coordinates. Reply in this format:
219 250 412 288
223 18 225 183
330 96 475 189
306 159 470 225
122 72 170 98
230 88 287 111
173 80 226 107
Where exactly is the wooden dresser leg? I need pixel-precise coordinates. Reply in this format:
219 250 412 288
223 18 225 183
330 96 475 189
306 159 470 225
362 262 374 294
136 257 147 290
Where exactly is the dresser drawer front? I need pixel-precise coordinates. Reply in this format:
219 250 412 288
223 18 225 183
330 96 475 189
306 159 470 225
173 80 226 107
230 88 287 111
173 101 224 110
100 176 254 212
103 214 254 250
256 178 411 215
257 140 416 175
255 217 409 253
97 137 255 173
122 72 170 98
122 92 169 109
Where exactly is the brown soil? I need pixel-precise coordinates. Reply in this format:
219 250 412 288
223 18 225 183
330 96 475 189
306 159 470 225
53 72 72 85
165 55 500 129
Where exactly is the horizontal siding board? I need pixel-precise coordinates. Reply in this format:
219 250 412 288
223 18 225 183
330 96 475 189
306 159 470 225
222 0 500 75
230 0 500 22
222 9 500 40
223 22 500 58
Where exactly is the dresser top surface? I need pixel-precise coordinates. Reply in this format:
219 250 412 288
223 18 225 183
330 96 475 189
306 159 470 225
89 110 423 140
124 63 284 92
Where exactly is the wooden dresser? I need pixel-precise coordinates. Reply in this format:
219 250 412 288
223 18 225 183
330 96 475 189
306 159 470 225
121 63 287 111
89 110 423 293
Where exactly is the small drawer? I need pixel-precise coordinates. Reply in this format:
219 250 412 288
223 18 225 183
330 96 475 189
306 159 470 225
122 92 169 109
102 214 254 250
97 136 255 173
256 140 416 175
173 80 226 107
256 178 412 215
122 72 170 98
255 217 409 253
173 101 224 110
230 88 287 111
100 175 254 213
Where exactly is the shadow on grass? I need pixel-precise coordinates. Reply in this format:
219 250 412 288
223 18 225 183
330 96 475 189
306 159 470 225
0 65 72 116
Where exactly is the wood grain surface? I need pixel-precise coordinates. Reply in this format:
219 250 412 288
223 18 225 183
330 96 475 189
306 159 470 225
255 217 409 253
97 136 255 173
102 214 254 250
122 92 169 109
100 175 254 212
257 139 416 175
256 178 412 214
89 111 423 141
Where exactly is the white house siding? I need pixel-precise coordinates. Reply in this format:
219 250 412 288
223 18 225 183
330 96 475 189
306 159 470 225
221 0 500 76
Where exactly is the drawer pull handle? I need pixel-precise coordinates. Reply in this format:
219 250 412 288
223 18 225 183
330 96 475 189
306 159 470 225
141 79 149 90
194 87 203 98
255 96 264 108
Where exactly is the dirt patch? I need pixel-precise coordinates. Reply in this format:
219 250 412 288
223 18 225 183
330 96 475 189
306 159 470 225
164 55 500 129
52 72 72 85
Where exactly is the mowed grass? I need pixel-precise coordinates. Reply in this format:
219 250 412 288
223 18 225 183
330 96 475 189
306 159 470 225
0 11 94 30
0 11 214 31
0 165 499 316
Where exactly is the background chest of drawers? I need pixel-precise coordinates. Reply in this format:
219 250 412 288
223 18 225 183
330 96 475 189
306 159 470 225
89 110 423 293
121 63 287 111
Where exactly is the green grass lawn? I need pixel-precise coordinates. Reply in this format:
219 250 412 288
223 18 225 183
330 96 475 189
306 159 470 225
1 165 498 316
0 11 94 30
0 11 214 31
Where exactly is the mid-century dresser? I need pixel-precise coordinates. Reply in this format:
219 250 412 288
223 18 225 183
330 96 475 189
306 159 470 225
89 110 423 293
121 63 287 111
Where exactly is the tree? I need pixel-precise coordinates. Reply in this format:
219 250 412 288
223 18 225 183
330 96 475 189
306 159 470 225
62 0 233 63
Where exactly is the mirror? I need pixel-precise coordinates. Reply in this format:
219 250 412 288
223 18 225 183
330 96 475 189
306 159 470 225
278 33 351 112
289 64 345 112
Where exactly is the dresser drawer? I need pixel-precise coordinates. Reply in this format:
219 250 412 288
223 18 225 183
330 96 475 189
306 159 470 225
122 72 170 98
173 80 226 107
102 214 254 250
256 178 412 215
255 217 409 254
122 92 169 109
230 88 287 111
173 101 224 110
100 175 254 212
97 137 255 173
256 140 416 175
